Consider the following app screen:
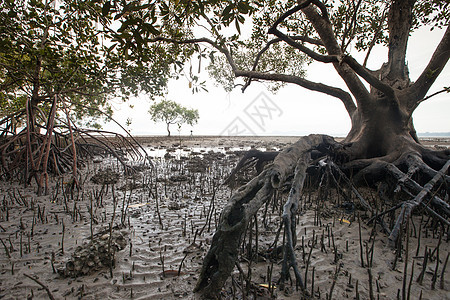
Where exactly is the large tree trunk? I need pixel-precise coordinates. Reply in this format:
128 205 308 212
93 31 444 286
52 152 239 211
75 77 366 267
194 103 449 297
193 1 450 297
344 99 415 161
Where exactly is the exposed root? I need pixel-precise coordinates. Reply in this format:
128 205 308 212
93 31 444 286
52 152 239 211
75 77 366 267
388 160 450 245
194 171 272 297
279 147 310 291
223 149 278 187
0 103 149 194
386 164 450 218
195 134 329 297
196 134 450 298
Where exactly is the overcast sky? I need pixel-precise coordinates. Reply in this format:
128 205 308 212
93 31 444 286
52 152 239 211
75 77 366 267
103 26 449 137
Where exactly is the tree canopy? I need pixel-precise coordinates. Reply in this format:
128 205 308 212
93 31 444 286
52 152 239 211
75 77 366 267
0 0 183 190
99 0 449 161
101 0 448 102
0 0 188 128
148 99 199 136
4 1 447 131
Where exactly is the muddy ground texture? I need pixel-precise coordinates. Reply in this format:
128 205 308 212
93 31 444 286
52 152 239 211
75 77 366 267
0 136 449 300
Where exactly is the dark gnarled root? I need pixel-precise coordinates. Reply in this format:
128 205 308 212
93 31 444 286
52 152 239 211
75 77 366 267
195 134 331 297
223 149 279 188
195 134 449 297
387 160 450 245
279 148 311 291
194 174 272 297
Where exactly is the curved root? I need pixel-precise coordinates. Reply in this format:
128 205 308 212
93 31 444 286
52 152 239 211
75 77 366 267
195 134 329 297
195 134 449 298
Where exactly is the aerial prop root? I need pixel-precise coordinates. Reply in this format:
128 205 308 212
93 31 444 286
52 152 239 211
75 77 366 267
0 106 149 192
337 148 449 245
338 143 449 233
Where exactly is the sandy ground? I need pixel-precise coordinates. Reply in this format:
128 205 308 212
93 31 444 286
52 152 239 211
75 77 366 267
0 136 449 300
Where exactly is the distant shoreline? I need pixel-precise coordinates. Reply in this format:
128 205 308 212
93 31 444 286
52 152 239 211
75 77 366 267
122 135 450 149
128 132 450 138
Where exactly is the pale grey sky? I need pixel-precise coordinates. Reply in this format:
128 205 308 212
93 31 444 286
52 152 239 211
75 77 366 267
104 26 449 137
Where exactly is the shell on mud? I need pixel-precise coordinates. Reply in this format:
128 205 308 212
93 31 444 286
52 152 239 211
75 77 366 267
58 230 128 278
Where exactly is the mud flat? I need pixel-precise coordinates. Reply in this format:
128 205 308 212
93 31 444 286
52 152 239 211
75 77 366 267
0 136 448 299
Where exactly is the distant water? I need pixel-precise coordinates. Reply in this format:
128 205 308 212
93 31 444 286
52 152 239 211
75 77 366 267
418 132 450 137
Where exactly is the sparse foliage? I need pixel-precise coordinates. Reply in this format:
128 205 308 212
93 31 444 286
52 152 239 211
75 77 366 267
148 100 199 136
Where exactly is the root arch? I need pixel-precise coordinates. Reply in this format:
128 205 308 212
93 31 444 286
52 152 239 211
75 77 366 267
195 134 450 298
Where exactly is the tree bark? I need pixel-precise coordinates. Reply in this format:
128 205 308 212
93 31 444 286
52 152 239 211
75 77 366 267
387 0 416 81
195 135 331 297
166 123 171 137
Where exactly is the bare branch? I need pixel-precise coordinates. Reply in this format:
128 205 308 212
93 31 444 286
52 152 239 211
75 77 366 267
271 1 314 29
341 0 363 52
267 26 396 101
242 35 324 90
252 36 324 70
415 87 450 107
343 56 395 98
268 27 336 63
234 69 356 115
146 33 356 115
363 6 388 67
268 1 333 63
148 36 238 71
311 0 330 21
301 3 373 110
409 25 450 111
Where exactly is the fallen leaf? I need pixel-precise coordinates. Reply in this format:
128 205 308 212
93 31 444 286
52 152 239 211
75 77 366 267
339 218 351 224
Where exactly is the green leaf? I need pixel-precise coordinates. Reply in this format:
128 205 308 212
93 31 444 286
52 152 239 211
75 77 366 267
143 23 160 35
222 4 233 20
235 19 241 34
237 1 249 14
102 1 111 17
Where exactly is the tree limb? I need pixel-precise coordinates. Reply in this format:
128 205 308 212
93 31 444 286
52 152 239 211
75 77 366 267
270 1 314 29
268 27 336 63
144 34 358 115
415 87 450 107
363 6 388 67
343 55 395 98
242 35 324 91
250 36 324 73
301 3 374 111
386 0 415 80
341 0 363 52
236 69 357 115
409 25 450 112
